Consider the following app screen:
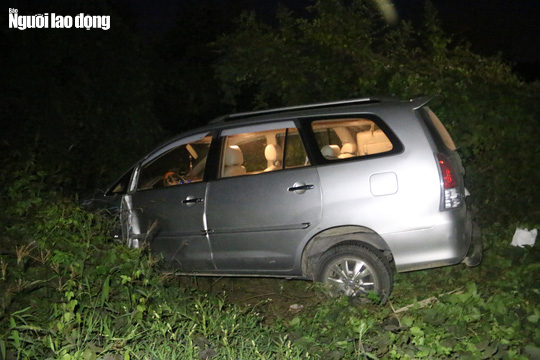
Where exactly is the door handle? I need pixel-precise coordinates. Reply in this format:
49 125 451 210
182 196 204 206
288 182 314 194
288 184 314 191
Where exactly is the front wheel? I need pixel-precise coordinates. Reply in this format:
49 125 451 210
315 244 393 304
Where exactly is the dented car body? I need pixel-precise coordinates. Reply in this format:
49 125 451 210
103 97 482 301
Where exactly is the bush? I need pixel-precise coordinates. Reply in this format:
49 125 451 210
214 0 540 225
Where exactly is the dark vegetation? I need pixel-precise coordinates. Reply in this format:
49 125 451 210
1 0 539 358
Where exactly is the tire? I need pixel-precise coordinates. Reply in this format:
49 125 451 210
315 244 393 304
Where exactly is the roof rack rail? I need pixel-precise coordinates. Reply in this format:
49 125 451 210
212 97 386 123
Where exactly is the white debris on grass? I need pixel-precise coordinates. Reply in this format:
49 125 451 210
510 228 537 248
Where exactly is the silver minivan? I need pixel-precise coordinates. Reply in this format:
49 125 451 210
105 97 482 302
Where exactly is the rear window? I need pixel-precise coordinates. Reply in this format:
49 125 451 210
424 107 456 151
311 118 394 160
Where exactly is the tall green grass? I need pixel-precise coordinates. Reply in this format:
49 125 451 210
1 161 538 359
0 161 311 359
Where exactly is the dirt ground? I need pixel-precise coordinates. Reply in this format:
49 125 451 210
169 276 329 323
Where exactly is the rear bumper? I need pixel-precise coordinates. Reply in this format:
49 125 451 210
462 220 482 267
385 206 476 272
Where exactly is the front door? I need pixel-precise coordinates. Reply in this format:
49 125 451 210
205 123 322 272
129 133 214 271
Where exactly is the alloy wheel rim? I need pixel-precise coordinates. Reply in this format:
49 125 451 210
324 257 377 297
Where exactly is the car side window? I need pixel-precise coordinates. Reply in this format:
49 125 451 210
220 127 308 178
312 118 394 160
105 168 134 195
137 136 212 190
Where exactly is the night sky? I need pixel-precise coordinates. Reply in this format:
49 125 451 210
122 0 540 81
410 0 540 80
5 0 540 80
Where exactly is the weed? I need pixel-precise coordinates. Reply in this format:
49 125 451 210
0 259 6 281
0 161 538 359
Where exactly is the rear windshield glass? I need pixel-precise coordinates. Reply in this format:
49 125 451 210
424 107 456 151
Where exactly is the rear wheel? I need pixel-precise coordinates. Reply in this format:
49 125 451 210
315 244 393 303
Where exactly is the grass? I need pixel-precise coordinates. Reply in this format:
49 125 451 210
0 166 538 359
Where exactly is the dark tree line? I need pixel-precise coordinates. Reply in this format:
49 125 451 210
214 0 540 224
2 0 162 193
2 0 538 224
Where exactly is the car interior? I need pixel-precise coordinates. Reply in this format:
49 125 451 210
136 118 394 189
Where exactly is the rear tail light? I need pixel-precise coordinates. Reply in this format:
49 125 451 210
437 154 461 209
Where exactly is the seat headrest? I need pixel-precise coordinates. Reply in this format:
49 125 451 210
341 142 357 155
225 145 244 166
321 145 340 159
264 144 283 162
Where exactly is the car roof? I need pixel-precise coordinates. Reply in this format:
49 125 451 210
209 96 432 126
210 97 385 123
105 96 432 194
152 96 433 157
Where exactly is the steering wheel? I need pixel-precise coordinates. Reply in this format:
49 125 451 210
163 171 188 187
